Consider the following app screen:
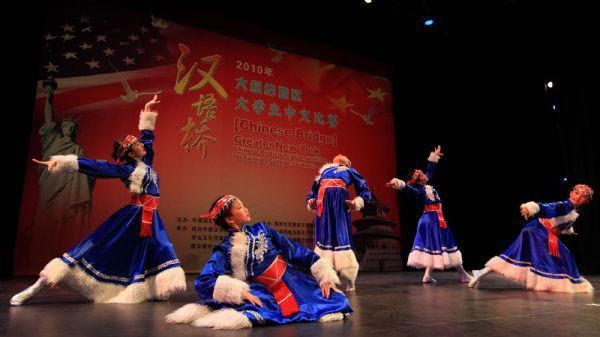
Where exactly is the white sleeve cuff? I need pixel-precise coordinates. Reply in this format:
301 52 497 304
138 110 158 131
310 258 341 286
212 275 249 305
428 152 441 163
389 178 406 190
353 196 365 211
521 201 540 216
49 154 79 173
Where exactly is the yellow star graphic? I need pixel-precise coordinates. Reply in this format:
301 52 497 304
367 87 389 101
329 95 355 113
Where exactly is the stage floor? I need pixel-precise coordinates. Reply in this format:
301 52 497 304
1 272 599 337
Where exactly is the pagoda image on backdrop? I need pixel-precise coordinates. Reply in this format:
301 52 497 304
353 189 402 271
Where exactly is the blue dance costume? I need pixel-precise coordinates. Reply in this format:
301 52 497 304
394 151 464 270
39 110 186 303
306 163 371 281
486 200 593 293
166 222 350 329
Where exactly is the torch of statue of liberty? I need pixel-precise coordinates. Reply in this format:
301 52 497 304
32 77 93 259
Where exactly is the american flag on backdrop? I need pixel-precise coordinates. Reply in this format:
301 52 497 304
37 7 176 110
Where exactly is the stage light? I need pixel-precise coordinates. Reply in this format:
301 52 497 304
364 0 372 3
424 18 435 26
562 177 568 183
547 81 554 88
552 104 557 110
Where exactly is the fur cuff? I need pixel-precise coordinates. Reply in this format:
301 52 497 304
388 178 406 190
521 201 540 216
138 110 158 131
213 275 249 305
193 308 252 329
353 196 365 211
49 155 79 173
165 303 211 324
319 312 345 323
428 152 441 163
311 258 341 286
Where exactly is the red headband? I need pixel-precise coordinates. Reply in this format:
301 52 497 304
573 184 594 200
200 195 237 223
407 169 423 186
116 135 138 164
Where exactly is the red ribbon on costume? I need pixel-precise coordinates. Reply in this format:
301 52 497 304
252 255 299 317
540 218 561 258
316 179 346 217
424 203 447 229
131 194 160 237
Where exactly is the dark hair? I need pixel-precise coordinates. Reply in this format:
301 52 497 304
209 195 235 231
111 136 134 163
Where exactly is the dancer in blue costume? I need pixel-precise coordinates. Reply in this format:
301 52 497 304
306 154 371 291
387 145 471 283
10 95 185 305
468 184 594 293
165 195 350 329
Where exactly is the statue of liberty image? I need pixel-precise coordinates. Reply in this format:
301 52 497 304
29 77 94 265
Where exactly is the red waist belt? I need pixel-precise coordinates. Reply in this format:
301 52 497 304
539 218 561 258
423 203 447 229
317 179 346 217
252 255 299 316
131 194 160 237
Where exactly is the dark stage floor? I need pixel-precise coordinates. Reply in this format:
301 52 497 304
1 272 599 337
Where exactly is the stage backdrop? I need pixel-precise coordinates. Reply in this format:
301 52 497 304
14 7 399 274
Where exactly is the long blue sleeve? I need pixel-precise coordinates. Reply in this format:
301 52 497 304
139 129 155 166
348 168 371 202
77 158 133 179
537 200 575 218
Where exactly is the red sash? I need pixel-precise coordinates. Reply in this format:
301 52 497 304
540 218 561 258
252 255 300 316
317 179 346 217
423 203 447 229
131 194 160 237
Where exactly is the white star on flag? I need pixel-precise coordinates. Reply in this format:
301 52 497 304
122 56 136 65
63 52 78 59
86 59 101 69
43 62 60 73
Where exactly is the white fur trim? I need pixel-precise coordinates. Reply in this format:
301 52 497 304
138 110 158 131
48 154 79 173
425 185 436 201
39 258 70 284
407 249 463 270
352 196 364 211
165 303 211 324
486 256 594 293
547 210 579 228
521 201 540 216
230 232 248 281
388 178 406 190
193 309 252 329
213 275 249 305
314 247 359 273
310 258 341 286
128 161 147 194
319 312 345 323
314 163 349 181
40 258 186 303
428 152 441 163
